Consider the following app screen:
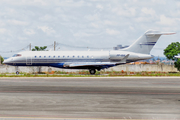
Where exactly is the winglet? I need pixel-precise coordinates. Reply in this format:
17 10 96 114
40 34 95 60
118 54 129 64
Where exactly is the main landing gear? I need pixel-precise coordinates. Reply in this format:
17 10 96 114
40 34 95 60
89 69 96 75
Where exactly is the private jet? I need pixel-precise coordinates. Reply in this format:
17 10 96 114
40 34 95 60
3 30 175 74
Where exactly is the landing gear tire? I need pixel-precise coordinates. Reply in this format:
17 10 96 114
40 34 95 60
89 69 96 75
16 71 19 75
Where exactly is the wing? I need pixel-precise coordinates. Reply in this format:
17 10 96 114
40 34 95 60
69 62 116 67
65 54 129 69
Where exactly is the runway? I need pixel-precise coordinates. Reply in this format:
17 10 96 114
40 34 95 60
0 77 180 120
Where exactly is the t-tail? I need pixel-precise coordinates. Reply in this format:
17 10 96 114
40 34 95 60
122 30 175 54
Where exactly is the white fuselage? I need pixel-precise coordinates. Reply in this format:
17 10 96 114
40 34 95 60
4 50 152 70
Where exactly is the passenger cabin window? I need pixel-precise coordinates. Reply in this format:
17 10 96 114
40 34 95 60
82 56 84 58
39 56 41 58
44 56 46 58
53 56 55 58
63 56 65 58
58 56 60 58
77 56 79 58
13 54 22 57
67 56 69 58
73 56 75 58
35 56 37 58
49 56 51 58
87 56 89 58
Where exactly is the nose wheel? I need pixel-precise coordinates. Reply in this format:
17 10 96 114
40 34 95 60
16 71 19 75
89 69 96 75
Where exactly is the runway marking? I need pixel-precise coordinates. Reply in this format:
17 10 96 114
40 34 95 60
0 90 180 95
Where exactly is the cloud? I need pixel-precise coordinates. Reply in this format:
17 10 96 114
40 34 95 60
112 7 136 17
90 23 100 28
0 0 48 6
151 0 166 4
106 29 120 35
104 20 117 26
0 21 6 27
7 20 29 26
85 14 100 21
141 7 156 16
157 15 176 26
135 17 153 22
73 31 92 38
23 29 35 35
38 26 56 35
96 4 103 11
39 14 57 22
0 28 7 34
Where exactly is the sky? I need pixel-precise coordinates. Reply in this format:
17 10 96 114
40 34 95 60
0 0 180 57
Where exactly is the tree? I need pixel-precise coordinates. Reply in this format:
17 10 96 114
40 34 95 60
164 42 180 71
31 46 47 73
32 46 47 51
0 56 4 64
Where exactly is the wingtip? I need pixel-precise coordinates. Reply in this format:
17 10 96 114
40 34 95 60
162 32 176 35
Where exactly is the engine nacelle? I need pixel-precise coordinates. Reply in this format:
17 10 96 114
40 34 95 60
109 51 127 60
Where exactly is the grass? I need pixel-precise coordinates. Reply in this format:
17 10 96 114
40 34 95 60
0 70 180 77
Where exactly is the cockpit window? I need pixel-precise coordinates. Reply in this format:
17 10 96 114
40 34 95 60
12 54 22 57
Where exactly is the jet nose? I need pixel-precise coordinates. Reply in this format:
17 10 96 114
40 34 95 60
3 59 8 64
3 58 12 64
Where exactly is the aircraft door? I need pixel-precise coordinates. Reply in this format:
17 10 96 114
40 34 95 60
26 56 32 65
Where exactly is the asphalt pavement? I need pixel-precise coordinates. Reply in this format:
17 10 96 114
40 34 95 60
0 77 180 120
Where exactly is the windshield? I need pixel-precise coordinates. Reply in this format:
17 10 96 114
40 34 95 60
12 54 22 57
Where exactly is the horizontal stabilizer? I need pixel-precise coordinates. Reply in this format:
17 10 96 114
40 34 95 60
122 30 175 54
146 32 176 36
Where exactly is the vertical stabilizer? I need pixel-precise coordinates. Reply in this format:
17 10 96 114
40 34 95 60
121 30 175 54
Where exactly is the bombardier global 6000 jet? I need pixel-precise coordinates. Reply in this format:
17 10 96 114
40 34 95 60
3 30 175 74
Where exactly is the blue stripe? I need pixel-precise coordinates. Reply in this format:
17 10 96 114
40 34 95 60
7 62 116 69
140 44 155 45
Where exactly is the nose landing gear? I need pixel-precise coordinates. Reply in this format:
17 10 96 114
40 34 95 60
89 69 96 75
15 66 19 75
16 71 19 75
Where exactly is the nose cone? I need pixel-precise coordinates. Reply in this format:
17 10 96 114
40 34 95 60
3 59 8 64
3 58 12 65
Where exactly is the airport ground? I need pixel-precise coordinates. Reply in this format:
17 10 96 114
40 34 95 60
0 77 180 120
0 64 178 74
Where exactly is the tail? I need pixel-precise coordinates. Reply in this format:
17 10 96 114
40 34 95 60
122 30 175 54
